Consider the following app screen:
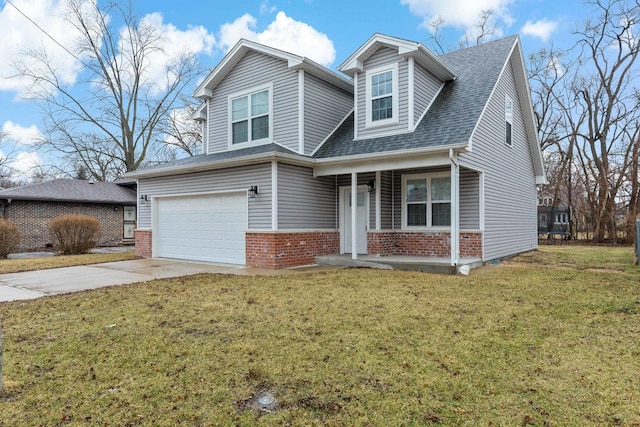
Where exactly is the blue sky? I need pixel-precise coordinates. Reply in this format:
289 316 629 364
0 0 593 180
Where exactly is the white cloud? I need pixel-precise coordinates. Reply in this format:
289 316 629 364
401 0 513 36
2 121 43 146
0 0 92 97
218 11 336 67
12 151 42 180
131 13 215 94
260 1 278 14
521 19 558 42
0 1 216 97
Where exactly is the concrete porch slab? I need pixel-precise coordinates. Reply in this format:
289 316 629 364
315 255 483 274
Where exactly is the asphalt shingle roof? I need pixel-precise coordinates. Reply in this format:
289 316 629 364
133 143 303 173
313 35 517 158
130 36 517 176
0 179 137 204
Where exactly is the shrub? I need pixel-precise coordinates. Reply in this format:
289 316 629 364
0 218 21 259
49 214 101 255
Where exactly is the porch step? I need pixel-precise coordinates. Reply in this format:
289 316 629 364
315 255 483 275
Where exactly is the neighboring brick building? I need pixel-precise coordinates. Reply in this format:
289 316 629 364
0 179 137 252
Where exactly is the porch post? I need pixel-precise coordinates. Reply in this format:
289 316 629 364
450 150 460 266
375 171 381 230
351 172 358 260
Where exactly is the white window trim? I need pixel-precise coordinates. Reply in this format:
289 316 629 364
366 63 399 129
505 95 513 147
401 172 452 230
227 83 273 150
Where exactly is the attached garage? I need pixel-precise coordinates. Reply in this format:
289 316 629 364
154 192 247 265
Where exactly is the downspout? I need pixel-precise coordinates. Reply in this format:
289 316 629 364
450 149 460 266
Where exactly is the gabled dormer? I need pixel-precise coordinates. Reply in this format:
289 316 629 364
193 40 353 156
339 34 457 140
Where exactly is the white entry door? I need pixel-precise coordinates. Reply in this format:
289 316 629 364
341 186 368 254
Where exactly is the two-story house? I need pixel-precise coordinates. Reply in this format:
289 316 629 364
128 33 545 271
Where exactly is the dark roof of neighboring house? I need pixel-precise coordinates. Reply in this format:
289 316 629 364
0 179 137 204
313 35 517 158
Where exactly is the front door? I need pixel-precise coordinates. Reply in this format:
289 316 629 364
341 186 368 254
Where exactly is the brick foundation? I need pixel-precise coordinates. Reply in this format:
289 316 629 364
368 230 482 258
246 231 339 269
135 229 152 258
460 232 483 258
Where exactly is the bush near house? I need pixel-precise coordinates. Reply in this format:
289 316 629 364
49 214 101 255
0 219 21 259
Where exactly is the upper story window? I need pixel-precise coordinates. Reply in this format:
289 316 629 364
505 96 513 147
366 63 399 128
229 84 272 147
402 173 451 229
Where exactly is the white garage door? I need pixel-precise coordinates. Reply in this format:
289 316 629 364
155 192 247 264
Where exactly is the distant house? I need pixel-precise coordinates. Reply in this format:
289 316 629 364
537 191 571 236
127 33 545 269
0 179 137 251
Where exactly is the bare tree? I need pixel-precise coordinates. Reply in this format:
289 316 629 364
11 0 202 181
569 0 640 242
529 0 640 243
159 96 203 157
426 9 498 54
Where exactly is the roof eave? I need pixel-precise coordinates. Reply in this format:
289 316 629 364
313 143 469 176
126 151 314 179
194 39 353 98
338 33 457 81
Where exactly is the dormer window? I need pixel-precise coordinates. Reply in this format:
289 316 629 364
366 64 399 128
229 84 272 147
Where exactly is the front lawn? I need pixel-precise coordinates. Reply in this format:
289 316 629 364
1 246 638 426
0 250 137 274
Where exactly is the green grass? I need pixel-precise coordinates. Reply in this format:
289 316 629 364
0 251 137 274
1 246 639 426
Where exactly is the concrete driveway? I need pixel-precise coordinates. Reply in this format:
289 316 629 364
0 258 336 302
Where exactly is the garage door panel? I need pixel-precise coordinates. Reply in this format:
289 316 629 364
156 192 247 264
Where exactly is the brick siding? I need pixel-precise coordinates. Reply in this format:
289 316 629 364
368 230 483 258
1 200 131 252
246 231 339 269
459 232 483 258
135 229 152 258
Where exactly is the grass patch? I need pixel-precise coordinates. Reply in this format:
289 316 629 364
0 251 136 274
1 246 639 425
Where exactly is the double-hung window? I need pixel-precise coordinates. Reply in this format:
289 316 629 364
366 64 398 127
402 173 451 228
229 85 271 146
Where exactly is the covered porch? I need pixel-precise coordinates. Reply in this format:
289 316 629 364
313 147 484 272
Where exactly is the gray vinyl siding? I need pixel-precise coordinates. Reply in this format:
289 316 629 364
206 51 299 153
459 56 538 260
459 168 480 230
277 163 337 229
356 47 409 138
137 163 272 230
414 62 443 124
304 73 353 155
380 171 393 229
